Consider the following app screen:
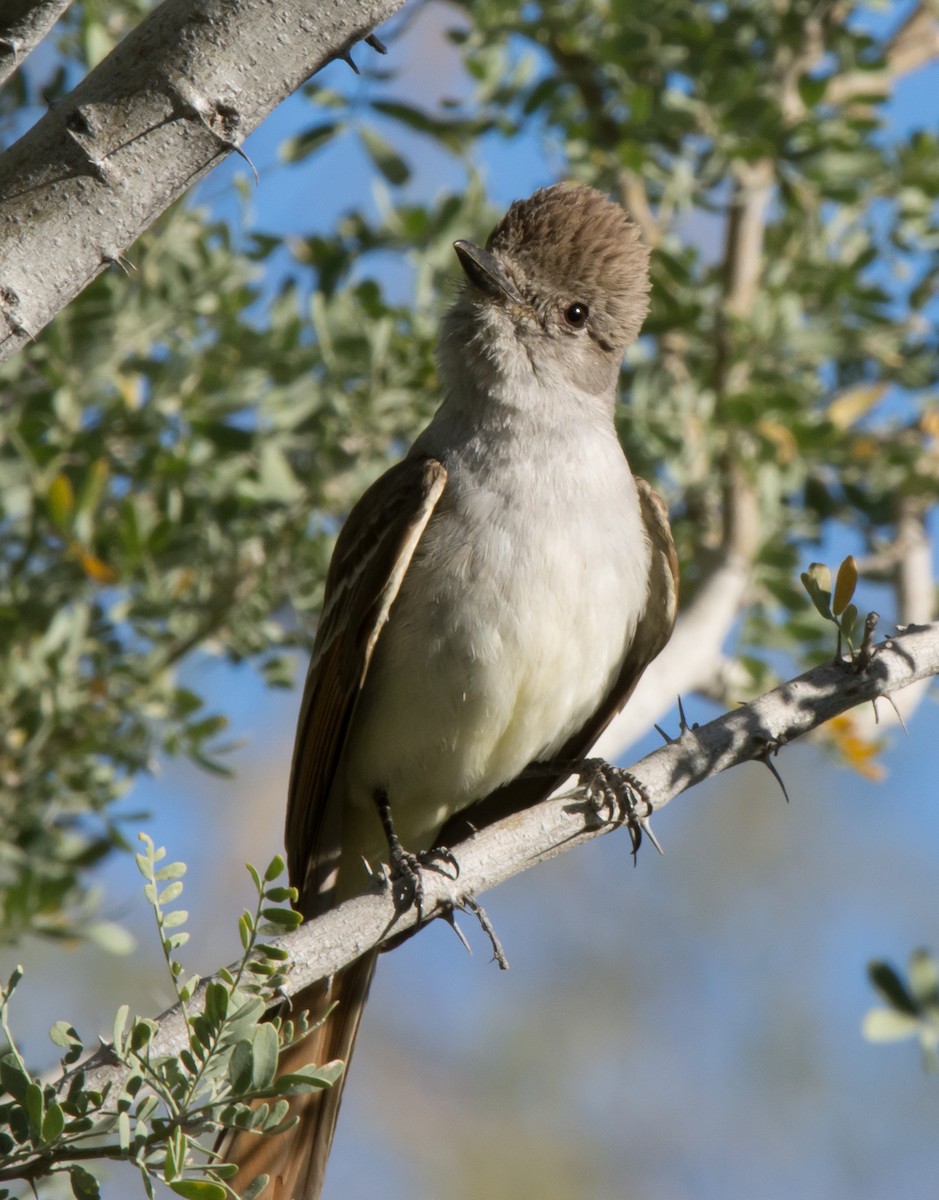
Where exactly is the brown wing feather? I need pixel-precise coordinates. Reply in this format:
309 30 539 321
439 475 678 842
224 457 447 1200
285 455 447 913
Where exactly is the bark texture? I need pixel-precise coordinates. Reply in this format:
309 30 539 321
0 0 405 361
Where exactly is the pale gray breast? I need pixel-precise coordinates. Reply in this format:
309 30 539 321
341 417 651 850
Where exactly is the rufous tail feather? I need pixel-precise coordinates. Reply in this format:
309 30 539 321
223 951 377 1199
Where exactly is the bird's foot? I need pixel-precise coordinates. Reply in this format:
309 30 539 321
374 789 460 918
387 843 460 919
575 758 661 863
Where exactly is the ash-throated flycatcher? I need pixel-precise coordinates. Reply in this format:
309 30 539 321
228 182 678 1198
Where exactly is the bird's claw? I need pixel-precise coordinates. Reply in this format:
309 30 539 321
387 843 460 920
577 759 661 862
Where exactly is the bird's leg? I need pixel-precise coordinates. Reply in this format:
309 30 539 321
373 788 459 918
572 759 662 862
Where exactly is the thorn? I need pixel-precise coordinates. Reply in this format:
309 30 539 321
231 142 259 186
676 694 691 734
339 49 359 74
103 253 135 275
639 817 664 856
759 748 790 804
441 910 473 956
365 34 388 54
654 722 675 745
881 692 908 735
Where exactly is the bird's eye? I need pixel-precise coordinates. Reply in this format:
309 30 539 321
563 302 589 329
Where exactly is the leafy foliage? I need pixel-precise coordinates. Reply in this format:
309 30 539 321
864 949 939 1070
0 848 338 1198
800 555 862 658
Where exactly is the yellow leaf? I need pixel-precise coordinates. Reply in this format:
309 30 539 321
827 384 886 430
77 549 119 584
832 555 858 616
47 474 74 529
115 373 143 409
849 435 879 461
755 419 797 462
826 713 886 782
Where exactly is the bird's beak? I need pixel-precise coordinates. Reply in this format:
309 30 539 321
453 240 525 305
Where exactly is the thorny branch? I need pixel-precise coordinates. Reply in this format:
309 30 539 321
72 620 939 1101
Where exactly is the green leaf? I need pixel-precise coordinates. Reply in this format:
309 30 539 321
87 921 136 955
908 949 939 1005
253 943 290 961
204 980 229 1023
0 1057 30 1103
169 1182 227 1200
69 1165 101 1200
228 1040 254 1094
800 562 833 620
259 906 300 927
273 1061 344 1092
862 1007 921 1042
797 76 827 109
41 1101 65 1142
840 603 859 645
359 128 410 186
158 882 185 905
263 856 286 883
178 974 201 1003
24 1081 44 1138
49 1021 83 1065
868 961 916 1014
113 1005 129 1054
118 1109 131 1151
280 121 340 163
251 1023 280 1090
47 474 75 530
130 1019 158 1051
155 862 188 883
240 1174 271 1200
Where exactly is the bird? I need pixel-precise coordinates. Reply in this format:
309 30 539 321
225 181 679 1199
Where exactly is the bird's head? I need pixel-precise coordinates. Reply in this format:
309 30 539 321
440 183 650 402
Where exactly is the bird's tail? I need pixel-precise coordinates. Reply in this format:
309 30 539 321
223 949 378 1200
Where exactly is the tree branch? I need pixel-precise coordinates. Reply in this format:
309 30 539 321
0 0 72 88
0 0 406 361
826 2 939 108
72 619 939 1100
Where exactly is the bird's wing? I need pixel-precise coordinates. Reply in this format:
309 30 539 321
285 455 448 912
439 475 678 841
225 456 446 1200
